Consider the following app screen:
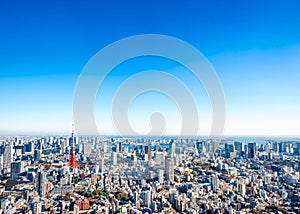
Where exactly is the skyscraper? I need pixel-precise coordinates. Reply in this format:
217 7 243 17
145 145 152 162
114 142 122 153
234 141 244 157
36 170 47 197
4 143 13 173
196 141 204 154
11 161 23 179
119 142 123 152
248 142 257 159
238 181 246 196
278 142 284 153
0 155 3 172
34 150 41 162
155 152 165 167
99 155 105 175
142 190 151 208
271 141 278 153
210 174 219 191
83 143 93 155
158 169 164 183
111 152 117 165
170 141 176 157
133 191 139 207
103 142 107 153
225 143 235 159
206 140 219 154
165 156 174 182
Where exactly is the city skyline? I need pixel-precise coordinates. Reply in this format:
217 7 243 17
0 2 299 213
0 134 299 213
1 1 300 137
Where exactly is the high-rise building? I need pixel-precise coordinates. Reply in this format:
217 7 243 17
36 170 47 197
165 156 174 182
145 145 151 162
225 143 235 159
155 152 165 167
24 142 34 154
132 153 137 166
119 142 123 152
91 173 97 185
103 142 108 153
11 161 23 179
99 156 105 175
4 143 13 173
271 141 278 153
14 137 20 144
196 141 205 154
158 169 164 183
114 142 121 153
206 140 219 154
278 142 284 153
37 138 44 151
169 188 178 204
34 150 41 162
142 190 151 207
170 141 176 157
234 141 244 157
14 145 23 156
194 142 199 157
111 152 117 165
83 143 93 155
134 191 139 207
210 174 219 191
248 142 257 159
238 182 246 196
60 139 67 154
0 155 3 172
205 140 212 154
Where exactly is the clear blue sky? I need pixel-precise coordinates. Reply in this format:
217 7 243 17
0 0 300 136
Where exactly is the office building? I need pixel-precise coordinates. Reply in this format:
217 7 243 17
248 142 257 159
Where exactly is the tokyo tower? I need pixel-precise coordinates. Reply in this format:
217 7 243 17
69 124 77 168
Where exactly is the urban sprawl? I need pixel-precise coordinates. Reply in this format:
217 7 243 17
0 134 299 214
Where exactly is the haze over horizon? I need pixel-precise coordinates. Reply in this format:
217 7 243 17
1 1 300 137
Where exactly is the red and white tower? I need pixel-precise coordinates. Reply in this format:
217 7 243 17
69 124 77 168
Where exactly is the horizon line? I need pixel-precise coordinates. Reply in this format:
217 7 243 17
0 132 300 140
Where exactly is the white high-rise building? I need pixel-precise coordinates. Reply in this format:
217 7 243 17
165 156 174 182
238 182 246 196
103 142 108 153
170 141 176 157
83 143 93 155
158 169 164 183
155 152 165 167
111 152 117 165
100 157 105 174
61 139 67 154
4 143 13 173
134 191 139 206
210 174 219 191
0 155 3 171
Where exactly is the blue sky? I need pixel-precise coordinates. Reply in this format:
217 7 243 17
0 0 299 136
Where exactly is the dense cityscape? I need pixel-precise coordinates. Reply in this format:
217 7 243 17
0 132 299 214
